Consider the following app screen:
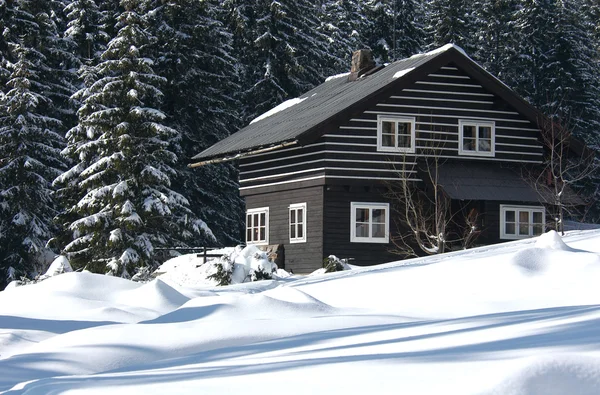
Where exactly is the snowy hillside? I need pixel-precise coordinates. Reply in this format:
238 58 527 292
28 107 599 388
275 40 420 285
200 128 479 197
2 230 600 394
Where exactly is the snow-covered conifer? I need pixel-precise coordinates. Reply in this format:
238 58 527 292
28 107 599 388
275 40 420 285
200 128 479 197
0 1 68 286
424 0 476 53
59 0 213 277
365 0 425 62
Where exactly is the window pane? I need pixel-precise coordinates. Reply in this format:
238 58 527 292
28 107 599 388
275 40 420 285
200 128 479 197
519 211 529 224
372 223 385 238
463 125 476 138
383 121 395 134
505 211 515 222
478 138 491 152
297 209 303 223
290 210 296 224
290 225 296 239
533 212 543 224
479 126 491 139
246 229 252 242
398 122 410 135
372 208 385 223
533 224 543 235
505 223 516 235
398 134 411 148
356 208 369 223
259 227 265 241
298 225 303 238
382 134 395 147
247 214 252 226
259 213 265 226
463 138 476 151
356 223 369 238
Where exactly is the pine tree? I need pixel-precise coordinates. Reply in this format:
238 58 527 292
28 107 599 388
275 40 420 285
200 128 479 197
425 0 476 52
365 0 425 62
513 0 600 221
58 0 213 276
0 0 68 287
225 0 334 122
472 0 519 82
318 0 370 70
64 0 109 62
147 0 244 246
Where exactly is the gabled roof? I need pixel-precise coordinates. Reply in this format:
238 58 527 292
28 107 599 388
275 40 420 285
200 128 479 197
190 44 545 166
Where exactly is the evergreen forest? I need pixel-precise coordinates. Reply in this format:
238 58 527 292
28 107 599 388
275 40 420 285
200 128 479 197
1 0 599 288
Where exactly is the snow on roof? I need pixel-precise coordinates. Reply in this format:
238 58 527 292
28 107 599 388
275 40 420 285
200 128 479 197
250 97 308 124
6 228 600 392
393 67 415 79
325 72 351 82
409 43 467 60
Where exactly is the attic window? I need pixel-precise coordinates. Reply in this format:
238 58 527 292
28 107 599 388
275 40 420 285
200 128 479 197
377 115 416 153
459 120 495 157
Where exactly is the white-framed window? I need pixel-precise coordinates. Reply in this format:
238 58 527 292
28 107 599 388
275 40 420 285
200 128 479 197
500 205 545 240
246 207 269 244
377 115 416 153
351 202 390 243
458 119 495 157
289 203 307 243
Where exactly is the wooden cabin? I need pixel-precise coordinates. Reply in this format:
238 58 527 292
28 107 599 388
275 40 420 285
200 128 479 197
191 44 568 273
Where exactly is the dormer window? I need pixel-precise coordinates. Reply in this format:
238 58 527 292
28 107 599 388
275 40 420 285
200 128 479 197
377 115 416 153
459 120 495 157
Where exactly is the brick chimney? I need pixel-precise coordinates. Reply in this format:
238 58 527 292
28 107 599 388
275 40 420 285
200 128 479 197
348 49 375 81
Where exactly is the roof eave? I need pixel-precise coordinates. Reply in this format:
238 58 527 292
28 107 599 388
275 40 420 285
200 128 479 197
188 140 298 167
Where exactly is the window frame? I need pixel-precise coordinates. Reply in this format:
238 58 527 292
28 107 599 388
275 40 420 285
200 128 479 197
350 202 390 243
246 207 269 245
289 202 307 244
377 115 416 153
458 119 495 157
500 205 545 240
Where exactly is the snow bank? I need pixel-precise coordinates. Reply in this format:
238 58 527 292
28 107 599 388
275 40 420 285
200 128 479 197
156 245 285 287
487 355 600 395
43 255 73 277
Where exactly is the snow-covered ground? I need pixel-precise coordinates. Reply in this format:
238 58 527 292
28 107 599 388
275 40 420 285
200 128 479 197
2 230 600 394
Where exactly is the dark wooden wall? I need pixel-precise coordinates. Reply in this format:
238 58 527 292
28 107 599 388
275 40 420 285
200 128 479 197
323 186 400 266
245 185 324 273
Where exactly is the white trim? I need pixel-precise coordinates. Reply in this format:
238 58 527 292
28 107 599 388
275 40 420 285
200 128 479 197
415 81 484 88
390 95 494 105
500 205 545 240
239 175 422 192
351 202 390 243
241 166 415 183
365 110 532 124
440 66 459 70
338 126 377 131
289 203 307 243
376 103 519 115
246 207 269 245
242 158 416 175
242 167 326 182
458 119 496 157
323 134 376 139
239 175 326 190
402 88 494 97
428 73 471 79
377 115 416 153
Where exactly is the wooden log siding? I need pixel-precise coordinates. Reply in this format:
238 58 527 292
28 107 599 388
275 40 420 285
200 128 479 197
244 186 324 273
239 64 544 193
